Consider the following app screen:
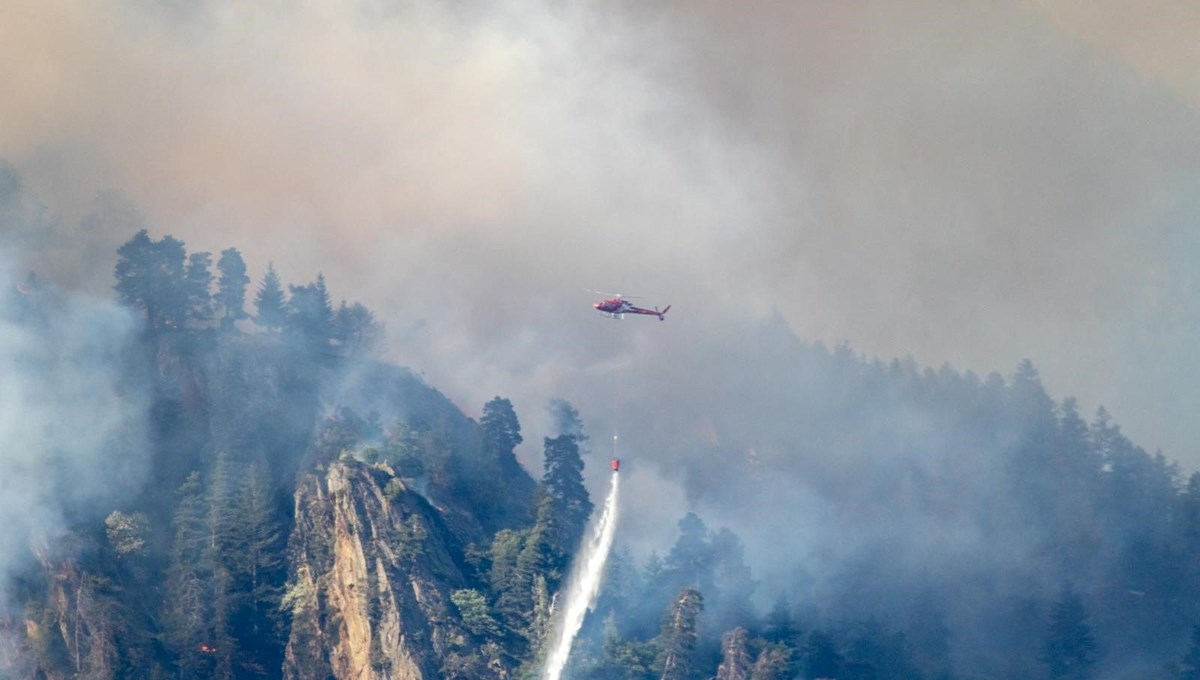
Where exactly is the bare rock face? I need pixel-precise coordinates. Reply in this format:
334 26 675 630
3 546 124 680
283 460 470 680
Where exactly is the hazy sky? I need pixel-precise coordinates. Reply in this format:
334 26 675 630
3 0 1200 475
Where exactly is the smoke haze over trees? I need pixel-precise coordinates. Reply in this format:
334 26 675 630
0 222 1198 676
6 1 1200 677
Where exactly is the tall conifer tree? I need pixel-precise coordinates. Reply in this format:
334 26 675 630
216 248 250 330
254 263 287 333
1040 590 1098 680
184 252 214 325
655 588 704 680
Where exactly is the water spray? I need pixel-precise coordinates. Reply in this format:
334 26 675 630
541 435 622 680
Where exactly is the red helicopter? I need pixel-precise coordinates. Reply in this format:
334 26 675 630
591 292 671 321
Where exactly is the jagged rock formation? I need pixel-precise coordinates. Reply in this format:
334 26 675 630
283 460 472 680
3 542 152 680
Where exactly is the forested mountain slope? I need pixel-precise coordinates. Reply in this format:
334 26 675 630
2 230 1200 679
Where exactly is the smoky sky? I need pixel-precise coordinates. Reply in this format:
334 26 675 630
5 0 1200 559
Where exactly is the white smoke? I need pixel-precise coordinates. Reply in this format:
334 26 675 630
0 243 150 607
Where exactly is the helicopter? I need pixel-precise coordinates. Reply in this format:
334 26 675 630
591 292 671 321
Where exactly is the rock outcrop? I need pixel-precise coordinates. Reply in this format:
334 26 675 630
283 460 471 680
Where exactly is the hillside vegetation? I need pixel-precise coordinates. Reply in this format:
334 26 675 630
2 231 1200 679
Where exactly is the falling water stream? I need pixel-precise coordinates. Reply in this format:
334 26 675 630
541 470 621 680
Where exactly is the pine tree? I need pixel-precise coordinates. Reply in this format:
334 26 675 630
594 546 641 636
206 452 240 680
184 252 214 325
232 463 284 647
114 230 189 330
497 495 567 641
845 618 920 680
750 643 794 680
481 397 523 458
523 493 568 585
1039 590 1098 680
489 529 529 630
716 627 752 680
1005 359 1061 523
589 612 655 680
803 630 843 680
1057 397 1096 476
215 248 250 330
762 595 797 646
1009 359 1057 431
710 528 756 632
451 589 503 639
286 274 334 350
254 263 287 333
654 588 703 680
473 396 533 527
162 473 214 678
1179 474 1200 558
663 513 714 595
542 432 593 554
333 300 383 355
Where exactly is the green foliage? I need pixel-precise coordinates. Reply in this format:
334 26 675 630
67 234 1200 679
709 527 755 631
491 532 536 636
528 574 553 657
215 248 250 330
1040 590 1099 680
162 472 214 678
384 477 407 503
253 263 287 332
158 456 286 679
761 595 797 646
803 630 844 680
440 651 490 679
542 431 593 555
452 589 503 638
398 515 430 557
281 578 315 620
654 587 704 680
376 420 426 478
485 509 565 652
311 408 369 464
664 513 712 589
114 229 189 330
750 642 794 680
104 511 149 557
528 492 567 571
844 618 922 680
333 299 384 355
481 396 523 455
184 251 214 324
232 462 286 641
467 396 535 531
286 273 334 350
592 613 657 680
716 626 752 680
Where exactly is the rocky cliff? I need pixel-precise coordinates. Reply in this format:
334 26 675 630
283 460 475 680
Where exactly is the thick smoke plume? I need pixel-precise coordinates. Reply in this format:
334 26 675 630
3 0 1199 465
0 246 149 605
4 3 1200 672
